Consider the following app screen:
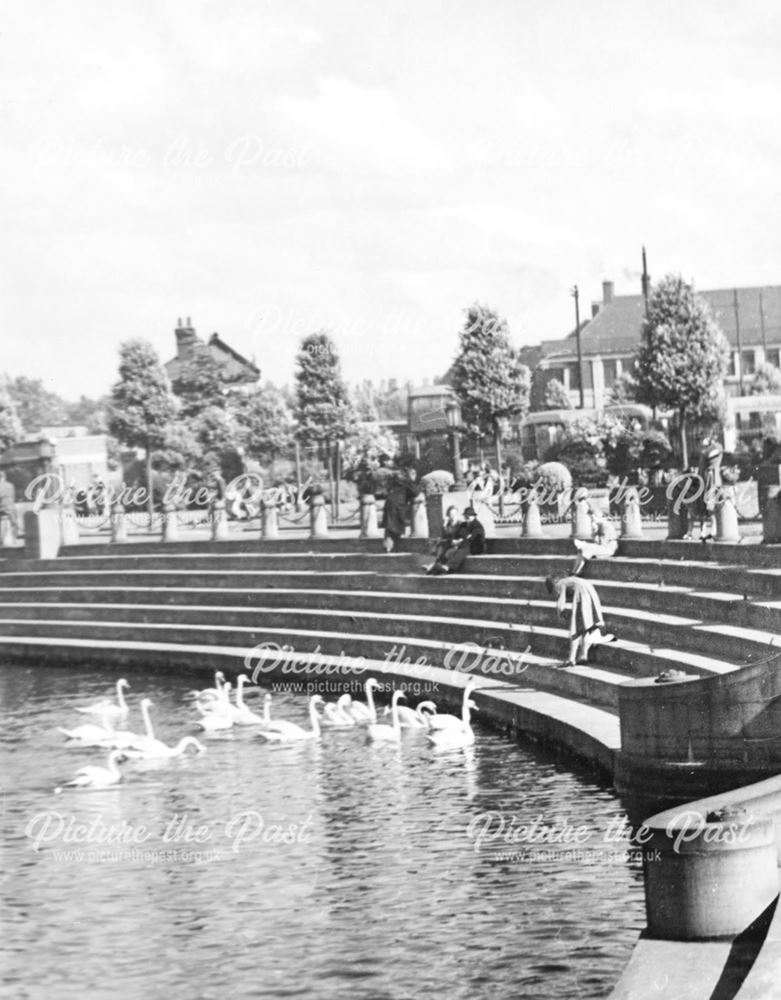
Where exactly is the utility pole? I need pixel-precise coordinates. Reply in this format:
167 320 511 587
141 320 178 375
733 289 744 396
571 285 585 409
641 246 650 318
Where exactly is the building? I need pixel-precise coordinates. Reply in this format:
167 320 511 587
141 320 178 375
164 318 260 390
523 281 781 410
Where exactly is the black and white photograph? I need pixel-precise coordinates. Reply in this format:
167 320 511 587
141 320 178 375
2 2 781 998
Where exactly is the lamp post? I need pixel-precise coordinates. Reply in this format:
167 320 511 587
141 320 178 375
445 398 466 490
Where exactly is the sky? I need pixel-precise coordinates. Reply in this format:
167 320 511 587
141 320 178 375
2 0 780 400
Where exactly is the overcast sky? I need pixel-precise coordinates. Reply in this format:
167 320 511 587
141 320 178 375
2 0 780 400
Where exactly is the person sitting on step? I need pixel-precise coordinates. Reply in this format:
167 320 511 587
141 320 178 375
423 505 463 574
426 506 486 575
545 574 616 667
572 510 618 575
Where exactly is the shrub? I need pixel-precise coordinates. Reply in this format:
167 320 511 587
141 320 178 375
420 469 455 495
535 461 572 494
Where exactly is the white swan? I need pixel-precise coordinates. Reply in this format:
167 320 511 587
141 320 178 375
75 679 130 725
96 697 157 750
367 690 406 742
428 679 478 731
124 736 207 760
187 670 226 703
427 699 478 751
322 694 357 728
59 706 116 746
194 682 234 731
55 750 127 792
257 695 324 743
384 700 437 729
230 674 267 725
346 678 380 723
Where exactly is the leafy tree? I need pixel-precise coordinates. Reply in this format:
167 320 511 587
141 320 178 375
5 376 68 433
108 340 178 520
171 346 226 417
66 394 112 433
0 378 23 451
234 383 295 464
543 378 572 411
294 332 355 506
606 370 638 407
450 303 531 484
750 362 781 396
634 275 729 466
342 423 400 494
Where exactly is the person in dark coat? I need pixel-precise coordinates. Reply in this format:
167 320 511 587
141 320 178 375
380 469 418 552
424 505 462 573
427 506 485 574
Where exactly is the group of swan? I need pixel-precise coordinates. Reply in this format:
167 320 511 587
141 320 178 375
57 679 206 791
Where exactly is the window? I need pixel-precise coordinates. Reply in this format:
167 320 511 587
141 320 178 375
727 353 737 377
741 351 756 376
566 363 581 391
603 359 618 387
766 348 780 368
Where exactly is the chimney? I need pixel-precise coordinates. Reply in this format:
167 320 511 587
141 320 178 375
602 280 615 305
591 302 601 318
175 318 198 360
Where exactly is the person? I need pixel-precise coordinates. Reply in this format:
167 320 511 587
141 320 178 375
0 471 17 544
697 435 723 541
545 574 616 668
380 468 418 552
427 506 486 574
572 511 618 575
423 505 463 574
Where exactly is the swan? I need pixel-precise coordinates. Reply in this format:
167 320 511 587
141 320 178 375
428 679 478 731
384 700 437 729
230 674 266 725
55 750 127 792
95 697 158 750
257 695 324 743
186 670 226 702
194 682 234 731
322 694 357 728
346 678 380 723
367 690 406 742
75 679 130 725
123 736 207 760
59 706 116 746
427 699 478 751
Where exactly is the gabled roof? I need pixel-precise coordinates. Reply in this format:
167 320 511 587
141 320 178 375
534 285 781 364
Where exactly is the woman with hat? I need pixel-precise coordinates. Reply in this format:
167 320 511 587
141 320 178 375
426 505 486 575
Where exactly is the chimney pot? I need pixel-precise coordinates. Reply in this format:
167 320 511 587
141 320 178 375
602 281 615 305
187 316 191 326
591 302 600 318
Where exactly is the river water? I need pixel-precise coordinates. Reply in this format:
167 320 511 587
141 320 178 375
1 664 645 999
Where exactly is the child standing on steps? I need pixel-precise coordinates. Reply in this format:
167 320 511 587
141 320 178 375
545 575 617 667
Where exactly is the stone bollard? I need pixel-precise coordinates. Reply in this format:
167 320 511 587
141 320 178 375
571 488 592 539
162 503 179 542
211 499 228 541
522 495 544 538
762 486 781 543
110 501 127 543
60 502 80 546
0 515 15 547
715 486 740 543
620 487 644 539
410 493 428 538
310 494 328 538
642 807 778 940
261 499 280 539
24 509 60 560
359 494 381 539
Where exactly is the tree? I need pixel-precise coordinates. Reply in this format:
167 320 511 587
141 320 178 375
543 378 572 411
342 423 400 493
450 303 531 496
0 378 23 452
234 383 295 464
108 340 178 521
294 333 355 508
606 370 638 407
5 376 68 433
634 275 728 467
171 346 226 417
750 362 781 396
